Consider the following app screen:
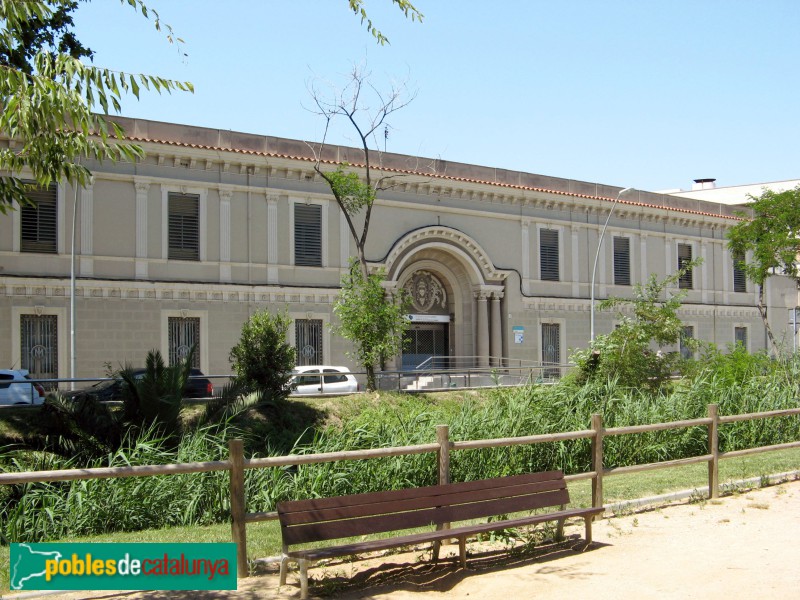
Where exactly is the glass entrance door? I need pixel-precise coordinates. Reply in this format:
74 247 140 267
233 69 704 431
402 323 449 370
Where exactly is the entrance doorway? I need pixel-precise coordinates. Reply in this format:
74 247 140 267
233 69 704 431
402 323 449 370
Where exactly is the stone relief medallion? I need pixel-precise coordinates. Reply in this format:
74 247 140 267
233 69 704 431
404 270 447 312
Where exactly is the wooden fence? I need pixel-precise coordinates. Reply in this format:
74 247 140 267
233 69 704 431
2 403 800 577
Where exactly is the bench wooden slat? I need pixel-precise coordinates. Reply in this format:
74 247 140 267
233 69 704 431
278 470 601 600
281 487 570 545
288 506 604 561
279 477 567 526
279 470 564 514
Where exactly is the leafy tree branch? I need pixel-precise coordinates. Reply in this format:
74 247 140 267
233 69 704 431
0 0 191 212
727 185 800 353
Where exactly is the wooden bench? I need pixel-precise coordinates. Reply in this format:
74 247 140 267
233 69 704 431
277 470 604 598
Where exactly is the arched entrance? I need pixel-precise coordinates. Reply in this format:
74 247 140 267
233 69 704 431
401 269 451 370
380 226 508 369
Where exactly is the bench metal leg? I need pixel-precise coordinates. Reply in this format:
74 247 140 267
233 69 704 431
299 558 309 600
584 516 593 549
432 540 441 562
458 536 467 568
556 519 566 542
556 503 566 541
278 554 289 586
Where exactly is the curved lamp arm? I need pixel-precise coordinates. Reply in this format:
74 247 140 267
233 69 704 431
590 187 634 343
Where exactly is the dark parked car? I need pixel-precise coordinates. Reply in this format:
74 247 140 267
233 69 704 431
65 368 213 402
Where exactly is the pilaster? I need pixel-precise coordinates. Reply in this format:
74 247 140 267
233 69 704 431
134 178 149 278
79 178 94 276
219 186 233 282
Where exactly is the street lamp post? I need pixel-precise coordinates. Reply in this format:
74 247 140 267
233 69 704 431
590 187 634 343
70 181 79 390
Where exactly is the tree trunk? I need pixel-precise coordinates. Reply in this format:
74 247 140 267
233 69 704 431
365 363 376 392
356 244 369 280
756 284 780 355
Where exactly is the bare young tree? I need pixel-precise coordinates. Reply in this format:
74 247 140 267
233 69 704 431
306 65 423 390
307 64 416 279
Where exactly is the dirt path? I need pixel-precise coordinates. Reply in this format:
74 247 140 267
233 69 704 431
21 479 800 600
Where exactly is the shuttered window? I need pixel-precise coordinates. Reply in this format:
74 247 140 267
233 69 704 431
613 236 631 286
542 323 561 379
20 183 58 254
733 251 747 293
678 243 693 289
734 326 748 350
540 228 559 281
294 204 322 267
168 193 200 261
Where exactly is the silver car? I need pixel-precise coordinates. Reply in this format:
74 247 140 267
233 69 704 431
0 369 46 406
290 366 359 395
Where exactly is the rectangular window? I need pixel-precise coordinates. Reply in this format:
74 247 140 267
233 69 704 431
540 228 559 281
733 251 747 293
20 314 58 389
734 326 748 350
295 319 323 366
20 183 58 254
678 243 693 289
168 192 199 261
294 204 322 267
168 317 200 367
613 236 631 286
542 323 561 379
680 326 694 360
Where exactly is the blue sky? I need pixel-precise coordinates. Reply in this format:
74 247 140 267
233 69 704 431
73 1 800 192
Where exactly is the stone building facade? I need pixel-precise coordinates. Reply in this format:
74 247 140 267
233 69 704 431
1 117 795 382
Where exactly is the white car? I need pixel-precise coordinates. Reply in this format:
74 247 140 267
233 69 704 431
0 369 46 406
290 366 359 395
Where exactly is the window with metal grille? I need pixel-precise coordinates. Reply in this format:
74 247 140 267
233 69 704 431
168 317 200 367
295 319 323 366
294 204 322 267
678 243 693 289
613 236 631 286
680 326 694 360
20 314 58 389
734 326 748 350
542 323 561 379
168 193 199 261
733 251 747 293
540 228 559 281
20 183 58 254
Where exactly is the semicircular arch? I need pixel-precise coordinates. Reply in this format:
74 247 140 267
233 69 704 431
382 226 505 285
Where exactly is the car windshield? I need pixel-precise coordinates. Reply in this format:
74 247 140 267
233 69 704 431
88 379 118 391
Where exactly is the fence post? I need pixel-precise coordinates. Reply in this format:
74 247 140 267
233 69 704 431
436 424 451 486
436 424 451 532
229 438 248 578
708 404 719 499
591 413 604 512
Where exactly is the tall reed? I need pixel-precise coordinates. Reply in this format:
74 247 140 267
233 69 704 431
2 353 798 543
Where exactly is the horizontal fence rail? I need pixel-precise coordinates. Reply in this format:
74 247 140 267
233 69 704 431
2 403 799 577
9 363 577 400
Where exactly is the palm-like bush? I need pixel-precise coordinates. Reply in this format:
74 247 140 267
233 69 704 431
119 349 190 437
